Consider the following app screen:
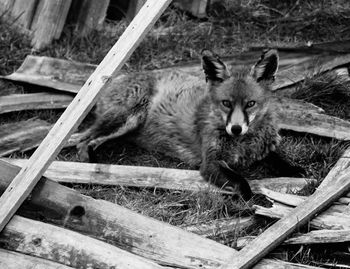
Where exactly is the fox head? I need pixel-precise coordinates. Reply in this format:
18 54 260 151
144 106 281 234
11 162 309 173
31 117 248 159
201 49 278 136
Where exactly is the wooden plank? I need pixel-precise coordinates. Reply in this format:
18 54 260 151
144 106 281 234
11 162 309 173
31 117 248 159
173 0 208 18
284 229 350 245
74 0 110 36
0 119 52 157
219 167 350 269
0 160 323 269
0 249 74 269
31 0 73 49
277 110 350 141
254 202 350 230
1 215 163 269
182 217 254 237
0 0 172 233
3 158 315 194
0 93 73 114
10 0 37 29
0 55 96 94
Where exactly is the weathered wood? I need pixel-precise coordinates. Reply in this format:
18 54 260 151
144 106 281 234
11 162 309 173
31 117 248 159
0 93 73 114
253 259 321 269
234 229 350 248
126 0 147 21
74 0 110 36
0 55 96 94
0 248 74 269
219 167 350 269
10 0 37 29
31 0 73 50
182 217 254 237
3 50 348 94
0 0 172 233
0 119 52 157
3 158 315 194
0 160 315 269
1 215 163 269
173 0 208 18
0 160 235 268
284 229 350 245
277 109 350 140
254 202 350 230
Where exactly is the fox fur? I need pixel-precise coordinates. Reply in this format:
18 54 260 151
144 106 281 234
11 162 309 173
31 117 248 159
76 49 283 200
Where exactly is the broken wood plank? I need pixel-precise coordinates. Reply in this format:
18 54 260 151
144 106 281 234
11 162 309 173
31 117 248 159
219 167 350 269
10 0 38 29
0 248 74 269
0 159 315 269
277 110 350 140
181 217 254 237
31 0 72 50
1 215 163 269
254 202 350 230
0 0 173 233
284 229 350 245
0 93 73 114
0 119 52 157
3 158 315 194
0 55 96 94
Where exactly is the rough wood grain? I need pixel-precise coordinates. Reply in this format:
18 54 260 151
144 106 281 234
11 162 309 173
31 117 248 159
182 217 254 237
10 0 37 29
0 93 73 114
0 248 74 269
3 158 315 194
0 160 316 269
277 110 350 140
284 229 350 245
1 215 163 269
0 0 172 233
220 168 350 269
0 119 52 157
0 55 96 94
31 0 72 49
254 202 350 230
74 0 110 36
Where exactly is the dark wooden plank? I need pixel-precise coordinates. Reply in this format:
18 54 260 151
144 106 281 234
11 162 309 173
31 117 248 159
0 119 51 157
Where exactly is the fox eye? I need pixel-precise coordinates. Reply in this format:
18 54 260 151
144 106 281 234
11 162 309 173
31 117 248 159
246 101 256 108
222 100 231 108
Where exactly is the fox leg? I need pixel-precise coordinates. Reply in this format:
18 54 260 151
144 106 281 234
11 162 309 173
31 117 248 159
200 138 253 200
77 107 146 162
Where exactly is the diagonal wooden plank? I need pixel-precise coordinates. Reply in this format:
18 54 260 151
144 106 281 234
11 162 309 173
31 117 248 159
219 168 350 269
0 0 172 232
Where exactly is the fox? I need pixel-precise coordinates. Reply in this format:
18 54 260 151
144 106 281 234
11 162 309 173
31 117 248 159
74 49 295 200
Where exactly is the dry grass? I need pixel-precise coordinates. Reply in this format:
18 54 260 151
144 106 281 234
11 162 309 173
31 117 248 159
1 0 350 266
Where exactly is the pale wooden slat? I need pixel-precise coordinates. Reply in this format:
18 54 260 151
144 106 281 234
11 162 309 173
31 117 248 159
0 249 74 269
2 215 163 269
0 0 172 232
3 158 315 194
219 168 350 269
10 0 37 29
0 93 73 114
31 0 73 49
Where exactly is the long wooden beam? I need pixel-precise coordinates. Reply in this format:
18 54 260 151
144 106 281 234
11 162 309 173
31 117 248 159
219 166 350 269
0 0 172 232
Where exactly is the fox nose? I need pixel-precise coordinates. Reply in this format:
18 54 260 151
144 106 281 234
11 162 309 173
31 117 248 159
231 125 242 135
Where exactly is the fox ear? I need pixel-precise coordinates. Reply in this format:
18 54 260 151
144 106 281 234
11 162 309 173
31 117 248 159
251 49 279 82
201 49 230 82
